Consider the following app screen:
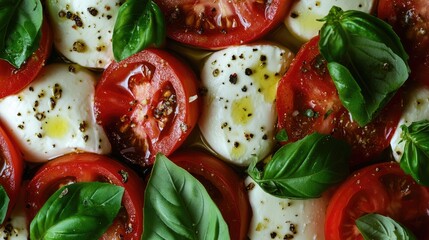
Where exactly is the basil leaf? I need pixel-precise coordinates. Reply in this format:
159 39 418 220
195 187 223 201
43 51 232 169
356 213 416 240
275 129 288 142
248 133 350 199
0 0 43 68
143 154 230 240
400 120 429 186
30 182 124 240
319 6 409 126
0 185 10 224
113 0 166 61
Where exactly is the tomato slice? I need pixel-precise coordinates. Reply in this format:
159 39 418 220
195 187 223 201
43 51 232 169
154 0 291 49
0 123 23 222
276 36 402 166
378 0 429 85
325 162 429 239
26 153 144 239
94 49 200 168
169 150 250 240
0 19 52 99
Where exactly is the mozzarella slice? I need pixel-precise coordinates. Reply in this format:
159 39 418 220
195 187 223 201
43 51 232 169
284 0 375 42
198 44 293 166
46 0 122 68
390 85 429 162
245 177 329 240
0 64 111 162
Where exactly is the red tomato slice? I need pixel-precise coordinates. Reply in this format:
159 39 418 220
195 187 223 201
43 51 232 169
94 49 200 168
276 36 402 166
154 0 292 49
325 162 429 239
0 123 23 222
378 0 429 85
0 19 52 99
26 153 145 240
169 150 250 240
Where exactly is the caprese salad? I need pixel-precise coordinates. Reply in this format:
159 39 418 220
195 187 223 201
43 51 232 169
0 0 428 239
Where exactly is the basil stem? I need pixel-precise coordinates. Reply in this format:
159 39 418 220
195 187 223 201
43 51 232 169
356 213 416 240
112 0 166 62
319 6 409 126
400 120 429 186
0 185 10 224
248 132 350 199
143 154 230 240
0 0 43 68
30 182 124 240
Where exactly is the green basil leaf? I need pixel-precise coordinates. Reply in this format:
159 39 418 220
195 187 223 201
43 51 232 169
356 213 417 240
0 185 10 224
113 0 166 62
142 154 230 240
0 0 43 68
400 120 429 186
248 133 350 199
30 182 124 240
319 6 409 126
275 129 288 142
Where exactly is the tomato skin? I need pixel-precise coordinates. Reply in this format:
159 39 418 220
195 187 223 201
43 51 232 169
94 49 200 168
0 123 23 222
325 162 429 239
0 18 52 99
154 0 292 49
26 153 144 240
169 150 250 240
276 36 403 166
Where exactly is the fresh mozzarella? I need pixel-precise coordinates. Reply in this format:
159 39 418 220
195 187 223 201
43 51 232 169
245 177 329 240
198 44 293 166
0 185 28 240
284 0 375 42
390 85 429 161
0 64 111 162
46 0 123 68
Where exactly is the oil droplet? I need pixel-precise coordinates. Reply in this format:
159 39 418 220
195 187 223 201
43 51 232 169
252 64 281 103
231 96 253 125
43 116 69 138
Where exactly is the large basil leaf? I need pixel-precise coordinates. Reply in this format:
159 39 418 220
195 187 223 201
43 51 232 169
248 133 350 199
30 182 124 240
113 0 165 61
319 6 409 126
400 120 429 186
356 213 416 240
142 154 230 240
0 185 10 224
0 0 43 68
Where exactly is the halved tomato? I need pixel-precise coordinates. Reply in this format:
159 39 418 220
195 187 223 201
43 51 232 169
154 0 292 49
94 49 200 168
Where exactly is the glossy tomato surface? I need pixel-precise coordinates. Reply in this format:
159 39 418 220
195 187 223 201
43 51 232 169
0 19 52 99
26 153 145 240
378 0 429 85
325 162 429 239
154 0 292 49
0 124 23 222
169 150 250 240
276 36 402 167
95 49 200 168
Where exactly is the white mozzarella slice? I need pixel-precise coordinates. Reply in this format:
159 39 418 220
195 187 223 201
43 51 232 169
199 44 293 166
284 0 375 42
245 177 329 240
46 0 123 68
390 85 429 162
0 64 111 162
0 185 28 240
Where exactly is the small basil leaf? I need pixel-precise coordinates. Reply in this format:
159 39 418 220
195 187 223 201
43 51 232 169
0 0 43 68
275 129 288 142
400 120 429 186
356 213 417 240
30 182 124 240
0 185 10 224
143 154 230 240
112 0 166 62
248 133 350 199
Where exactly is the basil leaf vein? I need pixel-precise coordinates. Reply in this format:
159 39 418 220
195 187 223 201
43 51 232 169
356 213 416 240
